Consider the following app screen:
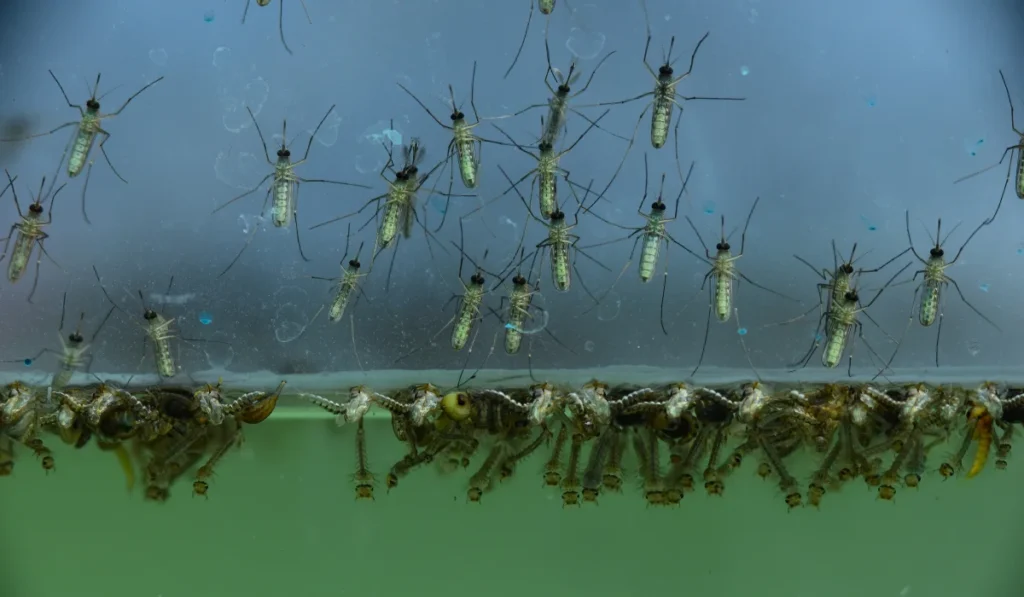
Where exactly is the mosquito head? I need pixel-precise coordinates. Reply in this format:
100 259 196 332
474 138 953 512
28 202 44 215
257 0 271 5
86 98 100 112
929 246 944 259
348 257 361 270
659 64 674 77
395 169 410 182
450 108 465 122
68 331 84 345
549 209 566 222
277 148 291 159
839 263 854 275
513 273 527 287
651 199 667 213
403 165 419 179
844 289 860 303
716 241 730 252
470 272 486 286
538 140 553 153
143 308 158 321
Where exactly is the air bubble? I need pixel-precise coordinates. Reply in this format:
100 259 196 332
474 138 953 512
212 46 232 69
354 121 403 174
149 48 168 67
237 213 264 235
565 4 606 60
584 340 595 352
221 77 270 133
273 286 313 344
203 330 235 370
967 339 980 357
596 292 621 322
214 149 262 190
508 293 550 335
310 108 343 148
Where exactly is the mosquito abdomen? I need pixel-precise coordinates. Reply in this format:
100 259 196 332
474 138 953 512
52 365 75 390
271 176 295 228
451 294 480 351
7 233 33 283
455 135 478 189
714 273 732 322
919 280 941 327
379 195 403 248
1015 149 1024 199
551 241 571 292
68 118 98 177
822 325 849 368
651 92 674 149
639 231 661 282
329 279 356 323
538 170 557 218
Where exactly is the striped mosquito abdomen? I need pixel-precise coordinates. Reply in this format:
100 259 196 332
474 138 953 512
639 206 666 282
452 275 485 351
505 276 533 355
539 0 555 14
713 249 733 322
68 109 100 177
271 153 297 228
378 179 409 249
548 212 572 292
1015 146 1024 199
651 81 675 149
537 143 559 218
329 266 361 323
453 122 478 189
822 296 857 368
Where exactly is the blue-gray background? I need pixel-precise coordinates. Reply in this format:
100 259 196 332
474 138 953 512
0 0 1021 379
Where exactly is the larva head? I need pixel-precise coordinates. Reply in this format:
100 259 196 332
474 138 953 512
784 491 802 509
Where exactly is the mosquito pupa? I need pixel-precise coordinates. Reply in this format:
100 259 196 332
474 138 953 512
678 197 798 377
241 0 312 55
0 167 66 303
954 70 1023 221
900 212 999 367
213 105 371 276
0 71 163 220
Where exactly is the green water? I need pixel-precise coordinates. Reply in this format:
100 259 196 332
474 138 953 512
2 370 1021 597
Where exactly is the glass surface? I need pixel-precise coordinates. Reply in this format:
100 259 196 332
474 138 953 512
0 0 1022 596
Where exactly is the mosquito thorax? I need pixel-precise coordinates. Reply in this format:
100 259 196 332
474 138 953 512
470 273 485 287
143 309 158 321
277 148 291 159
930 247 944 258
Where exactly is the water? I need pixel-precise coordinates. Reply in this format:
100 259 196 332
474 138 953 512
1 0 1023 595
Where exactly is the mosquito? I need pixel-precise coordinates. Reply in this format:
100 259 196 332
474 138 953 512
310 223 369 324
2 292 115 390
576 153 694 334
677 197 799 377
242 0 312 55
900 212 999 367
213 105 371 276
1 167 65 303
954 70 1023 222
0 71 163 223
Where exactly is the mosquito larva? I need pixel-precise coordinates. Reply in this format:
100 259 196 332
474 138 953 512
560 431 584 506
543 423 569 486
467 443 506 503
581 426 617 503
354 418 375 501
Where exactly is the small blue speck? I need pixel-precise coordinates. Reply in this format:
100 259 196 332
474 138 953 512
814 332 824 342
970 151 977 156
979 283 990 293
1016 247 1023 255
860 214 877 232
867 225 877 231
203 10 215 22
737 327 748 336
428 195 448 215
740 65 750 76
865 96 877 107
22 358 32 367
199 311 214 325
702 200 715 215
